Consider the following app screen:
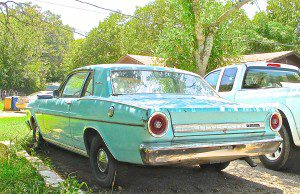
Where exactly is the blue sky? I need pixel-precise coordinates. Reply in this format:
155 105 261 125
16 0 268 39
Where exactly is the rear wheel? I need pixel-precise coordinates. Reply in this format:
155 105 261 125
259 125 300 170
89 136 128 187
201 162 230 171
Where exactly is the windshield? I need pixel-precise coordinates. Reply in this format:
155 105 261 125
243 67 300 89
111 70 218 97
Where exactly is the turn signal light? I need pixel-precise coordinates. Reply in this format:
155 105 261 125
270 113 282 132
148 112 168 137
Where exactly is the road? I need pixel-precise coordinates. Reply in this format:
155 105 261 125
40 144 300 193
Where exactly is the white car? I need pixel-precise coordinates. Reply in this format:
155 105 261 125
205 62 300 170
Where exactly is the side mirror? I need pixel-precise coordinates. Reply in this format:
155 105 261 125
53 90 59 98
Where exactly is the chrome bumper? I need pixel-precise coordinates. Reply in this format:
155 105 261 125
140 136 282 165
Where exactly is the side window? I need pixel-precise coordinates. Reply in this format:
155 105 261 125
82 73 94 97
61 72 88 98
219 67 238 92
204 70 221 90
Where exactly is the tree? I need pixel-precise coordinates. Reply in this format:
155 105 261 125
191 0 253 76
0 2 74 93
241 1 300 54
156 0 251 73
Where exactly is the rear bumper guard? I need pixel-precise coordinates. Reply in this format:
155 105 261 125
140 136 282 165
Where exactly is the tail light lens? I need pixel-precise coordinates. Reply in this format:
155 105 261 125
270 113 282 132
148 112 168 137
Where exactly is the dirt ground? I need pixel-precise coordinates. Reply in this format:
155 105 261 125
40 144 300 193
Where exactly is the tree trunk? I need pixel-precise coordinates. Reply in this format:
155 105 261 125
192 0 253 76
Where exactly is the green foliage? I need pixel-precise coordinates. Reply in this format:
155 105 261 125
239 0 300 54
0 3 74 94
0 100 3 111
0 145 52 193
58 176 93 193
267 0 300 29
0 117 28 141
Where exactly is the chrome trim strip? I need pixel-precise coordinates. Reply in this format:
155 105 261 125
36 111 145 127
173 122 265 133
43 137 88 157
140 136 282 165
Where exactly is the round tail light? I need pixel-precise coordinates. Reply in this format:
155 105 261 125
270 113 282 132
148 112 168 137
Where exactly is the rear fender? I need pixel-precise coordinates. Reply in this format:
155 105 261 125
263 103 300 146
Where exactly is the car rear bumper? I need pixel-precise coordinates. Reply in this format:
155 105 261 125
140 136 282 165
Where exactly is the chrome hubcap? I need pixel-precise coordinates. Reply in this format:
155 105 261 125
265 143 283 161
97 149 108 173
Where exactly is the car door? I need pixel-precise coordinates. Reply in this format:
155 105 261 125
43 71 89 145
68 71 94 150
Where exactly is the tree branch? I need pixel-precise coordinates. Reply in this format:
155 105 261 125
211 0 253 29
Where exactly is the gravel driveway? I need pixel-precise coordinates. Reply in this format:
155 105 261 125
40 144 300 193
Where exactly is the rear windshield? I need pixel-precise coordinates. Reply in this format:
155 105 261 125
111 70 218 97
243 66 300 89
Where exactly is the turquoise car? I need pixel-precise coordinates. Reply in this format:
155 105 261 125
26 64 282 187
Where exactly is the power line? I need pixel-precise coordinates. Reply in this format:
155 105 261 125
33 0 108 15
73 0 141 19
1 2 112 44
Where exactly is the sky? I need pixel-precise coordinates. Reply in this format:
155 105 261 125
15 0 268 39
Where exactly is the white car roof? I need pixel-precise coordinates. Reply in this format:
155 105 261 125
213 62 299 72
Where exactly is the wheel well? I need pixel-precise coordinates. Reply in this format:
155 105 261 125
83 128 103 156
278 110 295 145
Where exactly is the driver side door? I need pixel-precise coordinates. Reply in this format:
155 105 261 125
43 71 89 146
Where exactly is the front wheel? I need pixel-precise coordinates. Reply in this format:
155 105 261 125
201 162 230 171
259 125 300 170
89 137 128 187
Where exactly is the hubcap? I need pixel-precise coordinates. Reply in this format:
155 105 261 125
97 149 109 173
265 143 283 161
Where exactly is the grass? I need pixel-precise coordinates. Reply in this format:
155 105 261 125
0 117 29 141
0 145 52 193
0 117 89 193
0 100 3 111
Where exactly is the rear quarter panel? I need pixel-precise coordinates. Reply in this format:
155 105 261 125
74 98 173 164
234 88 300 146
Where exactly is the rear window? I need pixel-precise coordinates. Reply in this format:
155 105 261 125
243 67 300 89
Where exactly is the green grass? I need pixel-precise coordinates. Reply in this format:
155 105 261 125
0 116 51 193
0 100 3 111
0 117 29 141
0 145 52 193
0 117 88 193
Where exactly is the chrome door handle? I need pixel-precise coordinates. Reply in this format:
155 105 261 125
66 101 72 105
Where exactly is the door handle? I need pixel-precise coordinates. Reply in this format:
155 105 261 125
66 101 72 105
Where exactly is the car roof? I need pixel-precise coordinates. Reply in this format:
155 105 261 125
74 64 200 77
211 62 299 72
